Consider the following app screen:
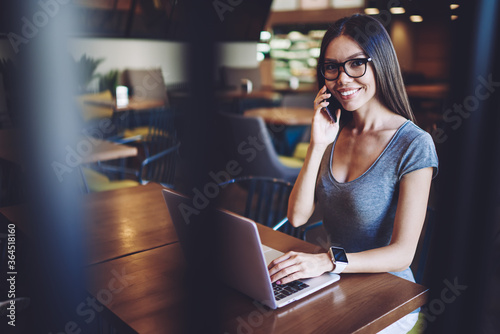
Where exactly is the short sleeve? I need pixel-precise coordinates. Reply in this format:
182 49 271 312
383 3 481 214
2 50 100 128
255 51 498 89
398 132 439 180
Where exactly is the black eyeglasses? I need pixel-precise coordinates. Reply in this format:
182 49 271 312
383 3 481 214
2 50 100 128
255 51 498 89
320 58 372 81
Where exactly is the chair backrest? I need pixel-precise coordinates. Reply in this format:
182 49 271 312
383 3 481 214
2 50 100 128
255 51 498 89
143 107 176 150
217 176 301 235
121 68 169 105
220 66 262 91
139 108 179 188
217 112 301 182
139 141 180 188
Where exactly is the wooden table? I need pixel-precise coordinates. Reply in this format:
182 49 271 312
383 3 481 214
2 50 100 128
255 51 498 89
79 138 139 193
85 195 428 333
83 183 177 265
83 96 165 112
82 139 138 164
216 89 282 102
244 107 314 126
0 183 175 264
269 82 317 93
83 96 166 133
170 89 282 102
0 131 138 166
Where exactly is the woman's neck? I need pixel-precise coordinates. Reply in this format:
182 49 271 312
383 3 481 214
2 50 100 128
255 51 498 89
349 101 401 133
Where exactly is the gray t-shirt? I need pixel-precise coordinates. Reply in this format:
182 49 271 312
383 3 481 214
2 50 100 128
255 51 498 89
315 120 438 282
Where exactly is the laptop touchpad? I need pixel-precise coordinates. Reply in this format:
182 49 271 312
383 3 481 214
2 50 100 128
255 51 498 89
262 245 284 266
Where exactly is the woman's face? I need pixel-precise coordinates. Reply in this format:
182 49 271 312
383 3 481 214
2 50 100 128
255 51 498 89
323 35 378 113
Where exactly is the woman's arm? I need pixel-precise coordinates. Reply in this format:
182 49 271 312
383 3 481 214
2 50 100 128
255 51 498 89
270 167 433 284
287 86 341 227
287 143 330 227
344 167 433 273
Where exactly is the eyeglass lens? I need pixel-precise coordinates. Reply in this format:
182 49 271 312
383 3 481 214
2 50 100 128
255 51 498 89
322 59 368 80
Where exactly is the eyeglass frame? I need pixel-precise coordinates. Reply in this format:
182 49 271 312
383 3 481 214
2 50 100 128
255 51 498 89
319 57 373 81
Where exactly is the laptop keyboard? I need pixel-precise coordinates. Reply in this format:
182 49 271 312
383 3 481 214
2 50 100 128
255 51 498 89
272 281 310 301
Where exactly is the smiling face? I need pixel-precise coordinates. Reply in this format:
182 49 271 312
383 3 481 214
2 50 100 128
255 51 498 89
324 35 380 113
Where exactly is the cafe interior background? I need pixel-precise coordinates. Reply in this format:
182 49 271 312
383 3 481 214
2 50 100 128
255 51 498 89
0 0 499 332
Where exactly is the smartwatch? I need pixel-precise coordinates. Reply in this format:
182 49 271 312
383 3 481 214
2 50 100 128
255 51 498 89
328 246 348 274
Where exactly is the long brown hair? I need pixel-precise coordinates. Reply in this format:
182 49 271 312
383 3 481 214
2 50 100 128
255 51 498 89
317 14 415 123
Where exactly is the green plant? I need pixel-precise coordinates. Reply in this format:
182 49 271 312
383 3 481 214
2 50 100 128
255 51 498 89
74 54 104 93
98 70 119 96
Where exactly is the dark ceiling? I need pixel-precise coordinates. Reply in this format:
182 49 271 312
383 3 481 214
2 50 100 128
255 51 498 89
70 0 273 41
0 0 274 41
369 0 461 20
0 0 462 41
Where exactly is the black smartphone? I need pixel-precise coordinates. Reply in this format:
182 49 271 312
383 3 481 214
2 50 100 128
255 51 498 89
322 89 338 123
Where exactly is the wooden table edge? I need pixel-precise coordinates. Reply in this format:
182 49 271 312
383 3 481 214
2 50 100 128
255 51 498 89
353 286 429 334
243 107 314 126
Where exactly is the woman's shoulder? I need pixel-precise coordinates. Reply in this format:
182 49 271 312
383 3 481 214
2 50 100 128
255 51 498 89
396 120 434 146
395 121 439 179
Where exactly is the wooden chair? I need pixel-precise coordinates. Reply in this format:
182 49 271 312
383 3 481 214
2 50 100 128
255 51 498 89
118 68 169 138
83 108 180 191
217 176 303 239
218 112 302 183
82 140 180 192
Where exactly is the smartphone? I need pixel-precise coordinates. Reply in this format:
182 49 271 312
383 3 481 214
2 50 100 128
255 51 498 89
322 89 338 123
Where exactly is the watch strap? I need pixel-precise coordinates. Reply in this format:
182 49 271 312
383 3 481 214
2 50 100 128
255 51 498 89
331 261 347 274
328 247 348 274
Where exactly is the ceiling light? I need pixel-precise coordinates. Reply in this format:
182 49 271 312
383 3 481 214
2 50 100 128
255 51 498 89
309 48 321 58
257 43 270 53
307 58 318 67
287 31 306 41
364 7 380 15
410 15 423 22
364 0 379 15
308 30 326 39
390 7 405 14
270 39 292 50
260 31 271 41
450 4 460 10
451 15 458 20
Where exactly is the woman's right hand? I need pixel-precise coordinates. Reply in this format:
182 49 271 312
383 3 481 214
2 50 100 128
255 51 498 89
311 85 341 149
287 85 338 227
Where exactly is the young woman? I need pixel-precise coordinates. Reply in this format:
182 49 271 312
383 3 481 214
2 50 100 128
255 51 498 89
267 14 438 330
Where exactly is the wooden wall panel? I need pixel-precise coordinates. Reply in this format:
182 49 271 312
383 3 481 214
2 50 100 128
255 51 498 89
412 20 451 80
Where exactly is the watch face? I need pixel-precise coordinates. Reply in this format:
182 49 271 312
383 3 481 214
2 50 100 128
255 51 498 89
331 247 348 263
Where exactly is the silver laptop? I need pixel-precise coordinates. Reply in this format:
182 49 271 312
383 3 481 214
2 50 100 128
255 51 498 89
162 188 339 309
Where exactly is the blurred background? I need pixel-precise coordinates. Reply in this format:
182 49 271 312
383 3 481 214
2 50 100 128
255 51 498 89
0 0 498 333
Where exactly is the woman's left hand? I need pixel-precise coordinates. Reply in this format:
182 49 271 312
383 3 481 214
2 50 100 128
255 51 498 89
268 251 334 285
